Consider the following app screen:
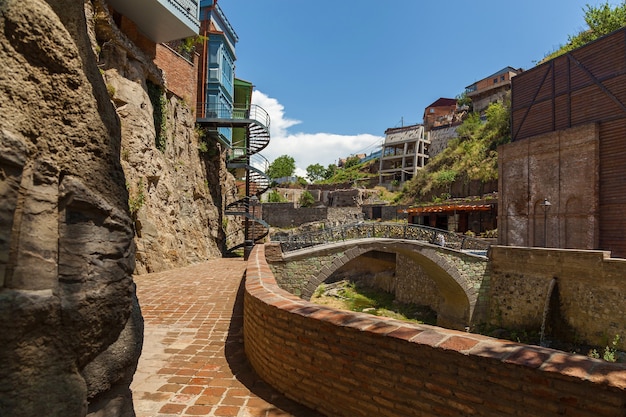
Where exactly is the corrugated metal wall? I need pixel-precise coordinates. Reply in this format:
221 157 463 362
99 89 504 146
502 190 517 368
510 28 626 257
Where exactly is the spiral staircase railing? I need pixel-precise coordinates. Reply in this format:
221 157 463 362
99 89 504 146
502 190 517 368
224 153 271 251
197 103 271 256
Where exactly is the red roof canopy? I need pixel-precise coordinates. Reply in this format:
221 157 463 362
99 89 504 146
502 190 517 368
401 203 493 215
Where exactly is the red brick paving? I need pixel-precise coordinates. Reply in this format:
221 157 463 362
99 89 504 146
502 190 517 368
131 259 324 417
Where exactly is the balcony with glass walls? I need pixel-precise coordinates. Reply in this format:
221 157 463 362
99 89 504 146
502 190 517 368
107 0 200 43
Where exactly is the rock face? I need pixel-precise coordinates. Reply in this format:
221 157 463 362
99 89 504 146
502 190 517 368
93 1 233 273
0 0 140 416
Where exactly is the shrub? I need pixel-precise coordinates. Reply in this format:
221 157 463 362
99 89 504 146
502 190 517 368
299 190 315 207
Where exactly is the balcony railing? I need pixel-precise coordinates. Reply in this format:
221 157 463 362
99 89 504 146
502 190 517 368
197 103 270 129
107 0 199 43
167 0 198 23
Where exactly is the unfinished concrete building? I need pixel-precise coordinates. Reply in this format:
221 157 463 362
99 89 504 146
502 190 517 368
378 124 429 186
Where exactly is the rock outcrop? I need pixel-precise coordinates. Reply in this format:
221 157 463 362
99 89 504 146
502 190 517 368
93 0 234 273
0 0 140 416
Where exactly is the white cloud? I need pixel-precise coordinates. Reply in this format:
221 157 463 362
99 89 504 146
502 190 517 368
251 90 301 138
251 90 384 178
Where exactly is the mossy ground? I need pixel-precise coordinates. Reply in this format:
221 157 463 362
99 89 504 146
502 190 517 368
311 280 437 325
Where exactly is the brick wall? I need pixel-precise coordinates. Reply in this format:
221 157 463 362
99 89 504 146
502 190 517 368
245 244 626 417
154 44 198 104
113 12 199 104
498 123 599 249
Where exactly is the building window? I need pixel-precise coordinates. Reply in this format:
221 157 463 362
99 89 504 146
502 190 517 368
493 78 498 84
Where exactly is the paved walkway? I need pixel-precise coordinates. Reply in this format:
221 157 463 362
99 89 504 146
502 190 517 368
131 259 324 417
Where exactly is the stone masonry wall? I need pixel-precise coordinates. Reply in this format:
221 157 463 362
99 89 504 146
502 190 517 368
245 244 626 417
489 245 626 350
268 249 343 297
394 253 444 311
271 240 626 351
269 240 490 328
262 203 327 228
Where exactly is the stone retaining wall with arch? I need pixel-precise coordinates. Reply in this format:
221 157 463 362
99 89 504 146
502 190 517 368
244 244 626 417
266 239 490 329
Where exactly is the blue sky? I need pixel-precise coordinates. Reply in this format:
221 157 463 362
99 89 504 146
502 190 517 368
219 0 601 175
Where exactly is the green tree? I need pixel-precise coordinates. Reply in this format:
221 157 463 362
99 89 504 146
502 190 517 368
344 155 361 169
306 163 326 183
266 155 296 180
543 2 626 62
324 164 337 179
456 91 472 109
484 100 511 148
296 176 308 187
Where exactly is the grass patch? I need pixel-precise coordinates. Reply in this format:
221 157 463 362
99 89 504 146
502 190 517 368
311 280 437 325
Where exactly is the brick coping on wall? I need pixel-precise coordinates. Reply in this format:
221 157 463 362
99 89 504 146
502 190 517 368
244 244 626 417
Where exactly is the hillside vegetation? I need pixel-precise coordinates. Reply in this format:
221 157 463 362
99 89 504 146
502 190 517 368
397 100 510 204
318 159 378 185
542 2 626 63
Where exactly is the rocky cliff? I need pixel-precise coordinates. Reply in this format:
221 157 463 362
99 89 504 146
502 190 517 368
0 0 238 412
0 0 140 415
93 1 233 274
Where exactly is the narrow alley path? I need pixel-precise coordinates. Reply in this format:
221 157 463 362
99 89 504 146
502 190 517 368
131 258 324 417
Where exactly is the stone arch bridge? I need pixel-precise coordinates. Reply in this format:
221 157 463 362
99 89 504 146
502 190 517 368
265 236 491 330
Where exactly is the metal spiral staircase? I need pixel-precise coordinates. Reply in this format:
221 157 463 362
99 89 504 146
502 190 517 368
197 104 271 256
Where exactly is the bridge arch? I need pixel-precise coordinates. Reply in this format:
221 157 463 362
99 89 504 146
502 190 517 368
289 239 486 330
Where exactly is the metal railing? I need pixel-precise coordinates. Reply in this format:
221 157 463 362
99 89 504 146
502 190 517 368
273 222 491 256
229 149 268 166
166 0 199 22
197 103 270 129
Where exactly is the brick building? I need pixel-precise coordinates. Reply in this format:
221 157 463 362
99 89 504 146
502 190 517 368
465 66 522 114
499 28 626 258
423 97 457 131
106 0 200 101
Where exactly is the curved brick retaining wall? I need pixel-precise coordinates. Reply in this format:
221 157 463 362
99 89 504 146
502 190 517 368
244 244 626 417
